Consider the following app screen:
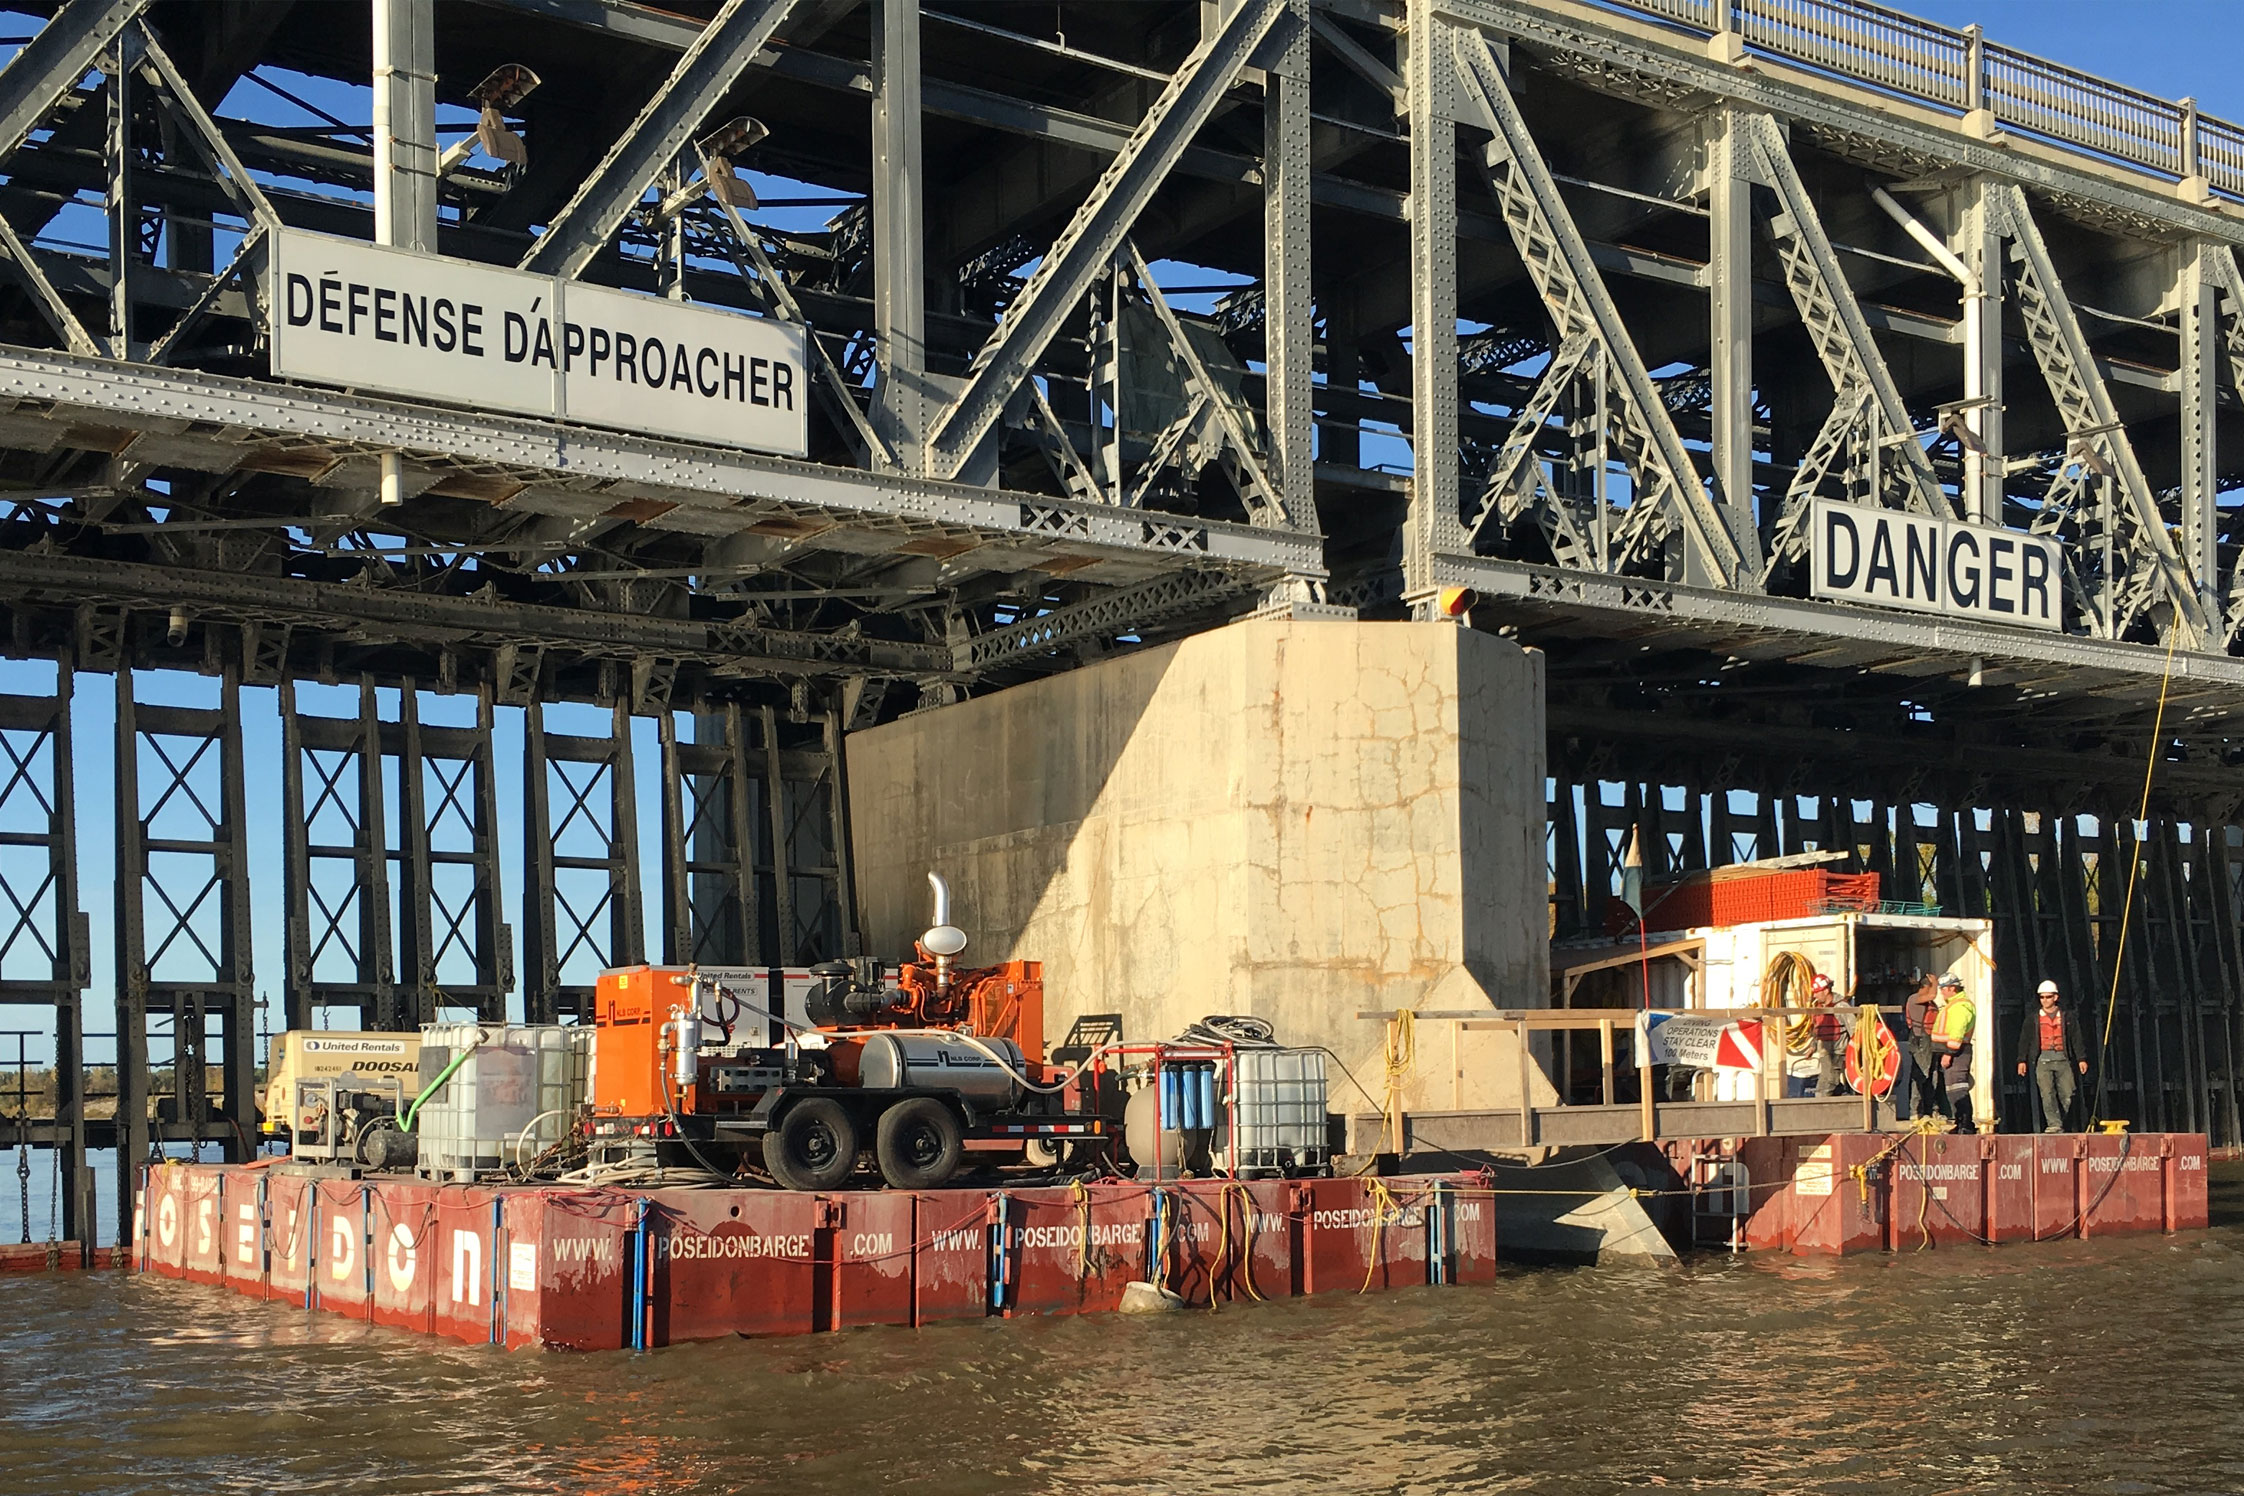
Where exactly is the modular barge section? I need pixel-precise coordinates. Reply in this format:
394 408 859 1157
134 1165 1497 1351
1733 1129 2210 1253
130 1132 2210 1351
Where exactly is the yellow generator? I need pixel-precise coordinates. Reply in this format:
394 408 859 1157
261 1030 422 1142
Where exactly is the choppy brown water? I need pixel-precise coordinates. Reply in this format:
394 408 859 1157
6 1167 2244 1496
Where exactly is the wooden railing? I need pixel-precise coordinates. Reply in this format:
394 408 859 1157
1590 0 2241 199
1357 1005 1893 1149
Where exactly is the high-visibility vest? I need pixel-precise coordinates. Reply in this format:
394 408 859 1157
1934 997 1976 1046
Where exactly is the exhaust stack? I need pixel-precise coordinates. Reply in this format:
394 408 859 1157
921 871 968 990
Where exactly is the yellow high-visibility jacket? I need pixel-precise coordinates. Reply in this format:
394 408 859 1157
1933 997 1976 1048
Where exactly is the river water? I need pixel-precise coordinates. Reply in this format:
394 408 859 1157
5 1167 2243 1496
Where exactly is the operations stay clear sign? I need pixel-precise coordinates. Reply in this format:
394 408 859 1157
267 228 808 458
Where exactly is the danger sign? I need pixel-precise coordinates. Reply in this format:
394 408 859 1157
1635 1011 1765 1073
1811 498 2063 631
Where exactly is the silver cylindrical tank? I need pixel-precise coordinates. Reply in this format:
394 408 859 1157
858 1032 1024 1111
669 1011 703 1090
1123 1083 1211 1177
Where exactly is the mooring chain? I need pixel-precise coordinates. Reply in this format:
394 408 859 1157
14 1113 29 1246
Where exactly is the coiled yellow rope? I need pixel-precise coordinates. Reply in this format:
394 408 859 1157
1378 1009 1416 1156
1217 1182 1265 1303
1766 950 1821 1053
1360 1177 1402 1294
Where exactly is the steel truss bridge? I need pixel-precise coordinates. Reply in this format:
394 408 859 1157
1 0 2243 1251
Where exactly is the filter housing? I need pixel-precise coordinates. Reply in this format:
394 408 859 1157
414 1023 588 1181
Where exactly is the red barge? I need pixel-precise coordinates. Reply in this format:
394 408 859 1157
133 1163 1498 1351
128 1127 2210 1353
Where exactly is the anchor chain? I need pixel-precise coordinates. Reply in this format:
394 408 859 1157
14 1114 29 1245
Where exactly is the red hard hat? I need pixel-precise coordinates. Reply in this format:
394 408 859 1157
1811 974 1834 993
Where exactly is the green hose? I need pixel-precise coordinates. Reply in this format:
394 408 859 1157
398 1033 484 1133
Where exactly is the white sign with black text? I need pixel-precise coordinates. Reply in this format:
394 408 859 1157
1811 498 2062 631
268 228 808 457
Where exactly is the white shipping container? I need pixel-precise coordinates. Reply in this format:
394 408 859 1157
1685 913 1997 1124
415 1023 588 1181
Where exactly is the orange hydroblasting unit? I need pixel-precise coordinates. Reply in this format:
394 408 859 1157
589 964 702 1119
589 956 1048 1120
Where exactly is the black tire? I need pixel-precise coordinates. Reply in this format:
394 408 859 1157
874 1098 966 1190
762 1097 861 1191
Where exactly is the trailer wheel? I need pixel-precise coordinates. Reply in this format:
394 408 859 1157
875 1098 965 1189
763 1097 861 1191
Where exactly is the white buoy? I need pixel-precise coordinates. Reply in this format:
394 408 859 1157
1119 1280 1188 1314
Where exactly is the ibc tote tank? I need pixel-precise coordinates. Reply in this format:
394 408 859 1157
415 1023 586 1181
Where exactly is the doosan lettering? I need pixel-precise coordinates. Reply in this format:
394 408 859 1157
282 272 795 413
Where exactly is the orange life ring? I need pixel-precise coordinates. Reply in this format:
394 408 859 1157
1844 1023 1901 1098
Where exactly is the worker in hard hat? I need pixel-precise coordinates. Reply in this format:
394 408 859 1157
1932 973 1977 1134
2016 979 2088 1133
1808 974 1848 1097
1902 970 1946 1122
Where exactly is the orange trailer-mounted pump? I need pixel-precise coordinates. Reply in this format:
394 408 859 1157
585 874 1105 1191
586 958 1047 1119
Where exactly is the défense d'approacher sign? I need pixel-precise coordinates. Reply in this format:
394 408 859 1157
267 228 808 458
1811 497 2062 632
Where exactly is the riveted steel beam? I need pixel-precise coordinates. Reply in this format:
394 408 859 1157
0 0 150 166
1450 25 1744 590
954 567 1260 672
0 549 956 680
0 347 1320 577
923 0 1284 482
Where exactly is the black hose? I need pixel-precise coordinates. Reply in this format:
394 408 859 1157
1175 1015 1278 1048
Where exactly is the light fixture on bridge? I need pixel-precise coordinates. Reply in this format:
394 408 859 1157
697 116 768 209
654 117 770 221
437 65 542 176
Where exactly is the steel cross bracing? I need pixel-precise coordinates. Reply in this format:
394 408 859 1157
3 0 2244 1241
1729 109 1952 573
0 0 2237 694
1450 24 1743 589
111 664 256 1241
1984 182 2212 647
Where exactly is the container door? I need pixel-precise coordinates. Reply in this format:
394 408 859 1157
1964 932 1997 1131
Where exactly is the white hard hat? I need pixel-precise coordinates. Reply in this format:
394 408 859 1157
2037 979 2060 996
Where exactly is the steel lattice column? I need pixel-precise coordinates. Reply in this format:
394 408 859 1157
1403 0 1459 611
522 701 644 1021
659 703 764 968
0 675 90 1253
113 661 255 1242
1261 0 1314 537
279 679 397 1030
394 688 511 1024
869 0 926 470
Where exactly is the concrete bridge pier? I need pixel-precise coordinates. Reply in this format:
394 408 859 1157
847 619 1559 1115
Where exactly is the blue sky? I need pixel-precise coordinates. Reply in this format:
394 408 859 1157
1906 1 2244 120
1 1 2240 1074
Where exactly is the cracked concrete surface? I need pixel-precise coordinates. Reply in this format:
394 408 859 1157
847 620 1555 1110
